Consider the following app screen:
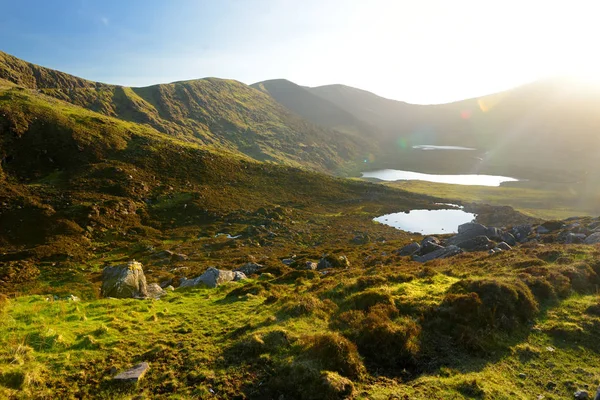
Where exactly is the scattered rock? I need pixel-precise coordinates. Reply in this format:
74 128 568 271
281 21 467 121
146 283 166 299
317 255 350 270
234 262 263 276
113 362 150 383
537 226 551 234
518 373 527 379
541 220 565 231
282 258 296 266
396 242 421 256
171 253 188 262
179 267 235 288
512 225 533 242
574 390 589 399
584 232 600 244
67 295 80 302
101 261 148 299
486 226 504 241
496 241 512 251
165 285 175 291
304 261 318 270
413 245 463 263
351 233 370 244
454 235 495 252
501 231 517 246
420 240 444 255
564 232 587 244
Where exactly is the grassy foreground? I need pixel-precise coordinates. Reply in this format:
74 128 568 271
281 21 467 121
1 242 599 399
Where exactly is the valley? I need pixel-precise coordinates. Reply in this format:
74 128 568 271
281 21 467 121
1 51 600 399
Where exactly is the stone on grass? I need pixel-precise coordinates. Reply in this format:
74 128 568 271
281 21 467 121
574 390 589 400
305 261 318 270
113 362 150 383
234 262 263 276
179 267 235 289
497 242 512 251
282 258 296 266
101 261 148 299
146 283 166 299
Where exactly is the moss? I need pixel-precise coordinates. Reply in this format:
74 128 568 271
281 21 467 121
302 333 365 379
446 278 539 329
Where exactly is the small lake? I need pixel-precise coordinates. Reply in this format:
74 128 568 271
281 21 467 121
374 208 476 234
361 169 518 187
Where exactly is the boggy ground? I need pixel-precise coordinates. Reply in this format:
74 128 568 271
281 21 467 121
1 237 600 399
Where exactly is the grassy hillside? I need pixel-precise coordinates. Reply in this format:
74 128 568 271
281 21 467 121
0 51 369 174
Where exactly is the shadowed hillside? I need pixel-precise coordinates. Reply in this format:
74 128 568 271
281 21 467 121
0 51 371 174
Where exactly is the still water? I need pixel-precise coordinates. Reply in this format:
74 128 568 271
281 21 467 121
362 169 518 187
374 208 476 235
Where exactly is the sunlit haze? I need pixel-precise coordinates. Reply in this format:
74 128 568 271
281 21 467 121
1 0 599 103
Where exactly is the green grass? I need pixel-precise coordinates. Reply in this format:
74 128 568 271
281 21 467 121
1 245 599 398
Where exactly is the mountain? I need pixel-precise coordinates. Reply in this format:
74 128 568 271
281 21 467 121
251 79 378 138
0 51 371 174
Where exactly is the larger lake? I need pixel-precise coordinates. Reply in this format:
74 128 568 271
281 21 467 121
375 208 476 234
361 169 518 187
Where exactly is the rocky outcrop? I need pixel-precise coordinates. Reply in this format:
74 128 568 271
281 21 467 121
453 235 495 252
584 232 600 244
113 362 150 383
101 261 148 298
413 245 463 263
179 267 236 288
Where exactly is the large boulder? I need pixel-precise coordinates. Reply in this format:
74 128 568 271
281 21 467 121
420 238 444 255
101 261 148 298
413 245 463 263
454 235 495 252
179 267 235 288
447 223 489 246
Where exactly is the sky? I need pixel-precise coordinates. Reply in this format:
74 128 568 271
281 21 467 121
1 0 600 104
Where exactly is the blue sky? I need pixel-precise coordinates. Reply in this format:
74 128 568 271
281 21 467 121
1 0 599 104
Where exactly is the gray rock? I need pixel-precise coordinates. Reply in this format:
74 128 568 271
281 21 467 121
421 236 440 246
496 242 512 251
233 271 247 281
179 267 235 288
101 261 148 299
397 242 421 256
454 235 495 252
282 258 296 266
113 362 150 383
565 233 587 244
304 261 318 270
574 390 589 399
420 241 445 255
146 283 166 299
584 232 600 244
234 262 263 276
518 373 527 379
486 226 504 241
165 285 175 291
594 386 600 400
511 225 533 242
447 223 491 246
537 226 551 234
501 231 517 246
413 245 463 263
458 222 488 236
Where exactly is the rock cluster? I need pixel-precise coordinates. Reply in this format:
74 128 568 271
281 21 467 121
179 267 247 289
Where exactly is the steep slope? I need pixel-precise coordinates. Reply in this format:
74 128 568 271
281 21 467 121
251 79 378 137
0 51 368 174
